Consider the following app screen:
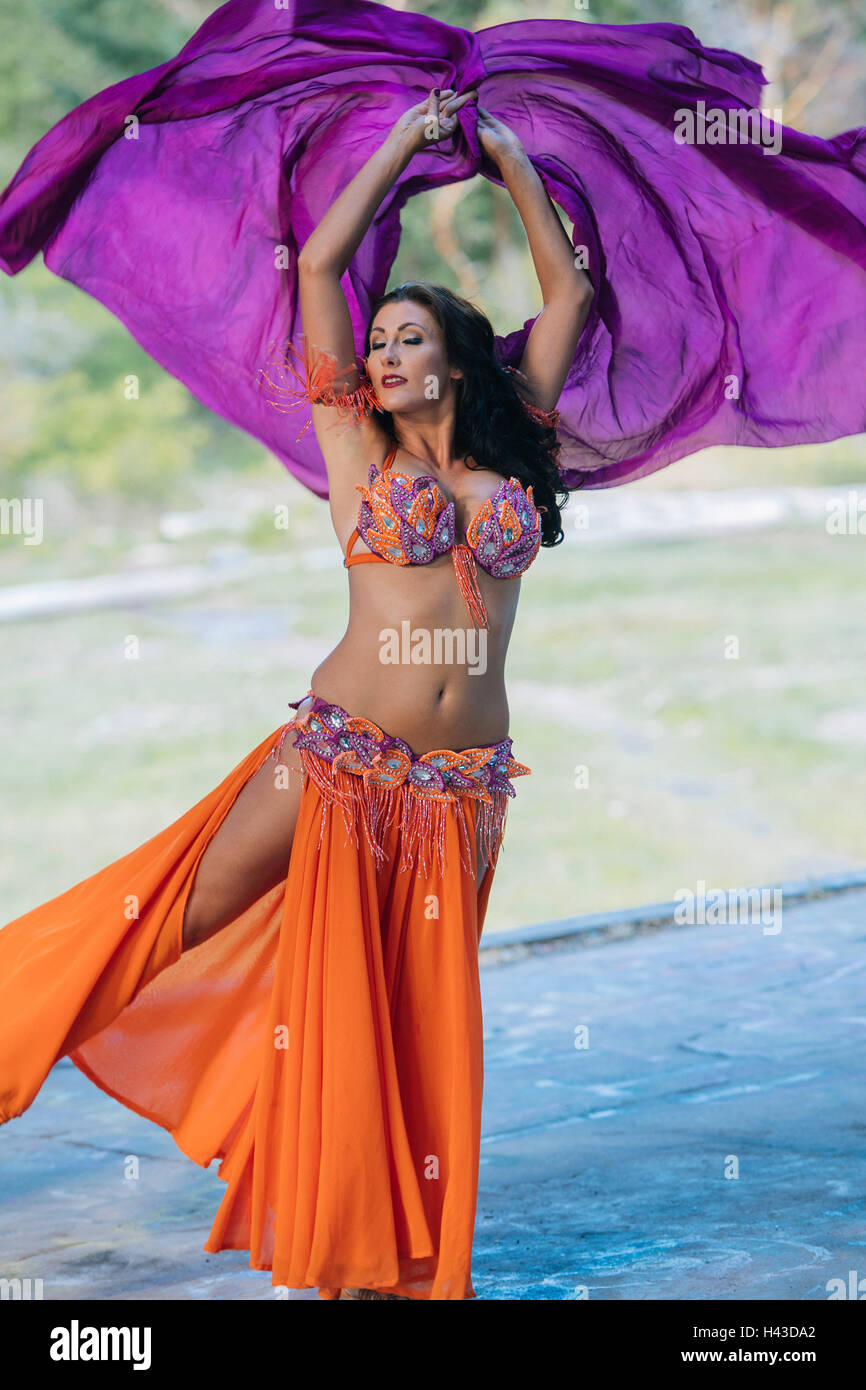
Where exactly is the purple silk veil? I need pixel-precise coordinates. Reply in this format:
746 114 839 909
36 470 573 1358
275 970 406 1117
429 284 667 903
0 0 864 497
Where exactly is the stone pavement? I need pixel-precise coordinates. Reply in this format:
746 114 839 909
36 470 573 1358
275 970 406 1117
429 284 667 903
1 886 863 1301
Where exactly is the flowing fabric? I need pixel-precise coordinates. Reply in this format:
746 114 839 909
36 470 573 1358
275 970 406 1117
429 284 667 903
0 0 863 493
0 707 511 1299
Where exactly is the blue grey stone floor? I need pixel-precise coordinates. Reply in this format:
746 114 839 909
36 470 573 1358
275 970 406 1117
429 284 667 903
1 887 863 1300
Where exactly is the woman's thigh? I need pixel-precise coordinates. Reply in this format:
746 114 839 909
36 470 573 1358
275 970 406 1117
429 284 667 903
182 738 305 950
183 743 492 950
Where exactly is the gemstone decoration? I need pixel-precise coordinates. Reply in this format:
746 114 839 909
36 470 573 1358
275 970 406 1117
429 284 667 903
283 692 530 801
354 461 540 580
354 467 454 567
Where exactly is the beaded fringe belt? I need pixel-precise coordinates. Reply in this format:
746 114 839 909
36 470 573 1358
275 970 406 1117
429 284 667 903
269 691 531 879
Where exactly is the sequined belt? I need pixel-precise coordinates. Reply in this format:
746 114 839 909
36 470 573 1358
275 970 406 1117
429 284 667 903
273 691 530 805
268 690 529 878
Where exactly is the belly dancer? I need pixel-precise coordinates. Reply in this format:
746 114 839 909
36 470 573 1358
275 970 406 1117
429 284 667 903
0 88 591 1301
6 0 860 1303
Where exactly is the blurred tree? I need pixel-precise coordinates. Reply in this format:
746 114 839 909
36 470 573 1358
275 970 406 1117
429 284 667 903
677 0 866 133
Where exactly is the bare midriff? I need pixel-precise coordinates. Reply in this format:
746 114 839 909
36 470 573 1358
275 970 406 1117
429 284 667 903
310 551 520 755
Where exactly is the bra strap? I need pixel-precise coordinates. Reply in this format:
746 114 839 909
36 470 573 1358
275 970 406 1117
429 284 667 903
344 528 388 567
343 443 398 567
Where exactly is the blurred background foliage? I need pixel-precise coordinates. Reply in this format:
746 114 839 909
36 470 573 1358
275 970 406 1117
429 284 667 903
1 0 865 516
1 0 864 929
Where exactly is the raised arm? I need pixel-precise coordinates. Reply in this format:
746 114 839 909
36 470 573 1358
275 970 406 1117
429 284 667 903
296 87 477 535
476 105 593 415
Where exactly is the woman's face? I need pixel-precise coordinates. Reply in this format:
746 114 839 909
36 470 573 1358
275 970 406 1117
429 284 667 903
365 300 461 410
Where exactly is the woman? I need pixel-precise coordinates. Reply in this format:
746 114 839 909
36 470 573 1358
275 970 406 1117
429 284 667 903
0 87 591 1301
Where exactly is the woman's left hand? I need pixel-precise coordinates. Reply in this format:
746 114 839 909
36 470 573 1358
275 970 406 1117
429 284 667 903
476 105 526 164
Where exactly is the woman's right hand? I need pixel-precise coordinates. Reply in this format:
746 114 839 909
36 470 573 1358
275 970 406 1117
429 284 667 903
389 87 478 158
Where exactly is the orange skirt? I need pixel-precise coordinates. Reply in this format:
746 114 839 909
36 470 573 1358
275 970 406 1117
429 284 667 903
0 692 529 1300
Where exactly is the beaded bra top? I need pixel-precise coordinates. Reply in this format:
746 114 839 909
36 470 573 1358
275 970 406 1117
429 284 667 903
258 335 558 629
345 442 542 629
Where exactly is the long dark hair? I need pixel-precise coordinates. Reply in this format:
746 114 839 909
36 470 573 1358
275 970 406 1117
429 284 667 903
363 282 568 547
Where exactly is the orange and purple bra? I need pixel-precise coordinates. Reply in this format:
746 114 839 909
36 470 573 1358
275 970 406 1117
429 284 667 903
344 442 542 629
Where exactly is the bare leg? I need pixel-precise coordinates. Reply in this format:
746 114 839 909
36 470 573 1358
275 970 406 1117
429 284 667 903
182 738 305 950
475 815 490 902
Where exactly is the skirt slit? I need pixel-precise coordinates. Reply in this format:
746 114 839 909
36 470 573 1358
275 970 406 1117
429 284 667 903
0 691 528 1300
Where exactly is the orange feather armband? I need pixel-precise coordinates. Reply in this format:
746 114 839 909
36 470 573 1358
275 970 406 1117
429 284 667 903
257 334 382 439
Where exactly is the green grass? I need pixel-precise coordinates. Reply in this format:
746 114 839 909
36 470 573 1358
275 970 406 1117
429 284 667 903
2 500 864 934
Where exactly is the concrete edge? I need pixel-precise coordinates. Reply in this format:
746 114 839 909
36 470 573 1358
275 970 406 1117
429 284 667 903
478 867 866 963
